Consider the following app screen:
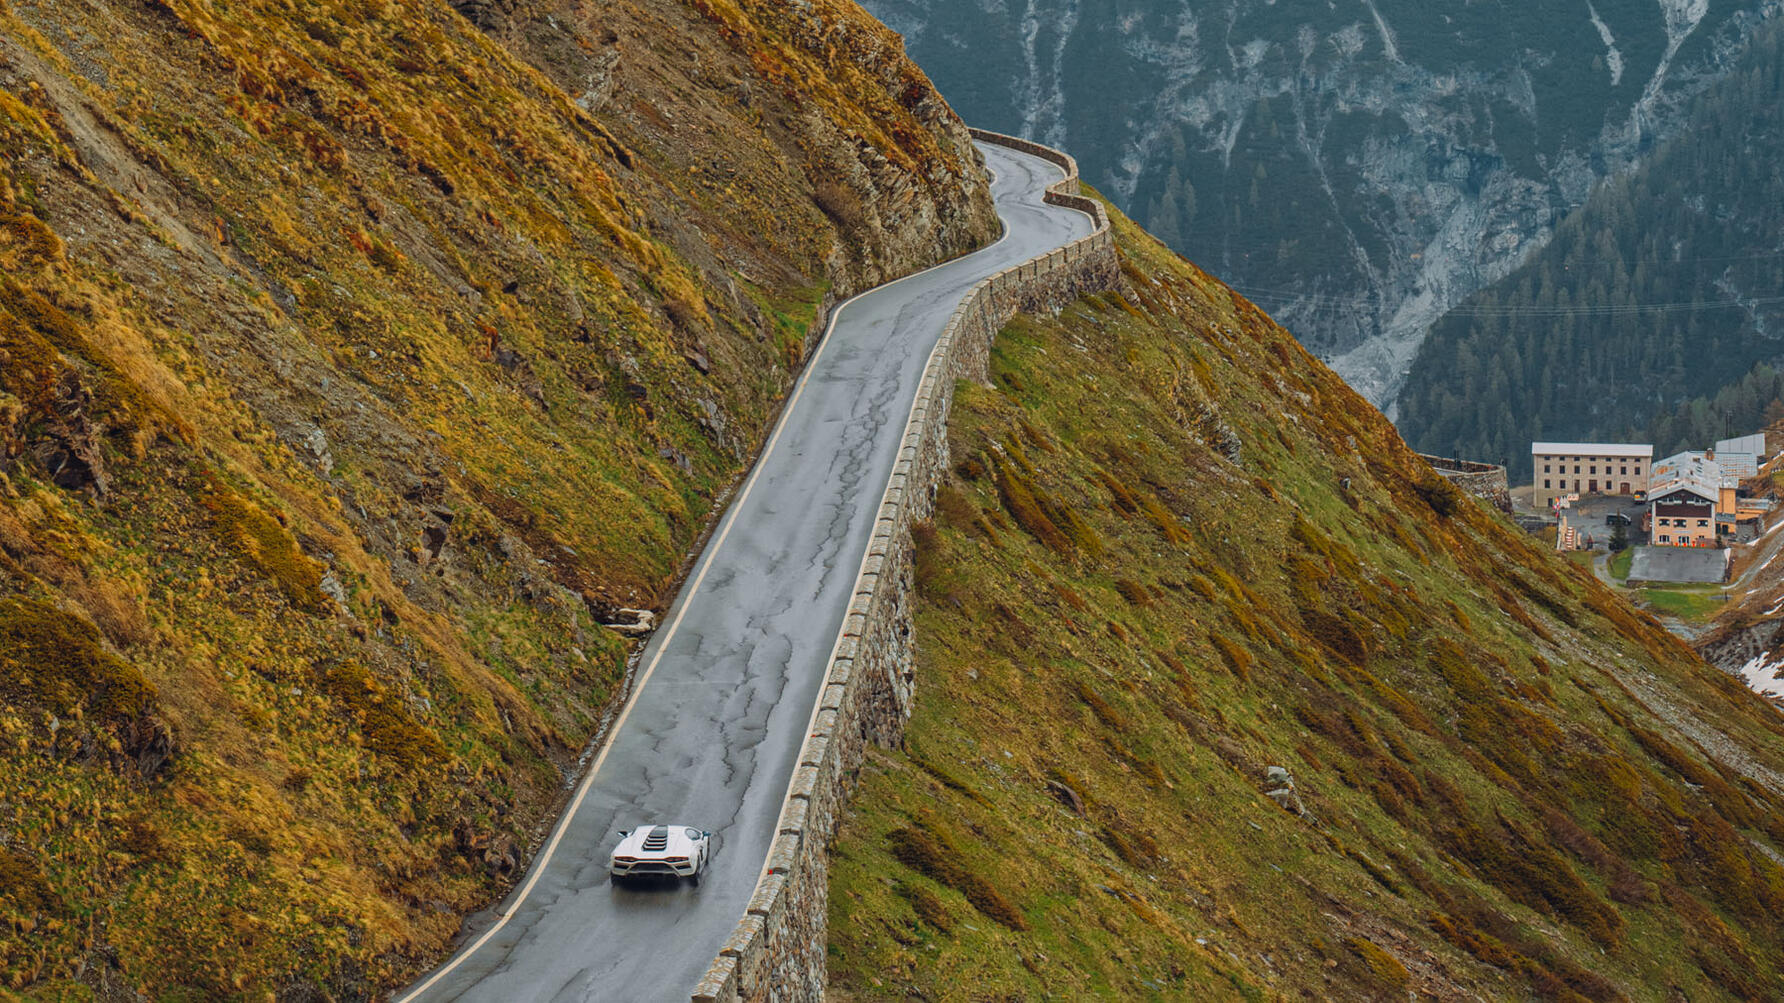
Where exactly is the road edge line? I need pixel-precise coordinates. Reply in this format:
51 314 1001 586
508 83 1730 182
395 159 1016 1002
702 142 1094 998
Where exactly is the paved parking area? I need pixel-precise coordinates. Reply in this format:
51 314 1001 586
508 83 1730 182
1629 546 1729 583
1560 493 1648 547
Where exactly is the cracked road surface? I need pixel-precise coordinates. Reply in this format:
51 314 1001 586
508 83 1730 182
398 141 1095 1003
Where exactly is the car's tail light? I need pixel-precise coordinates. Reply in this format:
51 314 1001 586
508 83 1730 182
664 856 689 863
613 856 637 862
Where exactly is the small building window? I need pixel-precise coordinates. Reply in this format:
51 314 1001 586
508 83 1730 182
1574 466 1582 474
1590 466 1597 474
1620 466 1627 475
1660 534 1670 543
1543 464 1550 473
1698 519 1709 528
1543 479 1551 489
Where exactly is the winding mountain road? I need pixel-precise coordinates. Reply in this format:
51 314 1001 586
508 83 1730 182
398 141 1096 1002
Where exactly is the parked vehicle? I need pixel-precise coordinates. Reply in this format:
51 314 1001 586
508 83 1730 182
610 824 712 884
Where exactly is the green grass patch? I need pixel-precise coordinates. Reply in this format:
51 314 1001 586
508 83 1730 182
1610 547 1634 580
1635 586 1726 620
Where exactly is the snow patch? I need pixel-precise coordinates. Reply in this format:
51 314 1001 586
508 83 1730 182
1738 653 1784 704
1585 1 1625 86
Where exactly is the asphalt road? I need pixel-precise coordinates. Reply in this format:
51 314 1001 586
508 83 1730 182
397 142 1096 1003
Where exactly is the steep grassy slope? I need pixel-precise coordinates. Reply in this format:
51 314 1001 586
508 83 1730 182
0 0 993 996
828 205 1784 1001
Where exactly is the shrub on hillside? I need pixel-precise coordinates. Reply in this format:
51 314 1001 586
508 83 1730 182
318 660 446 770
895 880 955 932
887 825 1027 930
812 178 868 231
1341 936 1410 997
197 474 330 615
0 597 156 727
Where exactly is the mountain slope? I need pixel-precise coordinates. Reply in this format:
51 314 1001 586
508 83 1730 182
860 0 1780 405
0 0 994 996
1398 18 1784 480
828 202 1784 1000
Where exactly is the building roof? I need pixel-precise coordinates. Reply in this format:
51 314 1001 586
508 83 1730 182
1717 432 1767 457
1531 441 1653 458
1652 450 1714 480
1714 451 1758 479
1653 449 1746 492
1652 479 1718 504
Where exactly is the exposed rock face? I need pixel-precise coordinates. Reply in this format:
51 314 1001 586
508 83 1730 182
485 0 997 293
859 0 1780 406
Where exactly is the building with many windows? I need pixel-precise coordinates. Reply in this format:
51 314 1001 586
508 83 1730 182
1649 476 1720 546
1647 450 1742 547
1531 442 1653 509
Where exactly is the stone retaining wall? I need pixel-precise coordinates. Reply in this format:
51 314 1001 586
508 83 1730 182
690 132 1117 1003
1418 453 1513 514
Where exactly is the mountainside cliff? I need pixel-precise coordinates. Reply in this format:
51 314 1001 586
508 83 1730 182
859 0 1780 406
8 1 1784 1000
828 203 1784 1001
0 0 992 995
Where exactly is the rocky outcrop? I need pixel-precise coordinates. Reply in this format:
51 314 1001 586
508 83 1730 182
454 0 999 296
689 131 1116 1003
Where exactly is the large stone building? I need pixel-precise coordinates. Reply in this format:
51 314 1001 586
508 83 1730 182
1531 442 1653 509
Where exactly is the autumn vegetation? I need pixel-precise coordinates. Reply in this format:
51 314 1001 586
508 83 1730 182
827 201 1784 1001
0 0 992 995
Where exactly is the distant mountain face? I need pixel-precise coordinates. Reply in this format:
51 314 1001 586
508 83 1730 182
861 0 1781 406
1397 19 1784 480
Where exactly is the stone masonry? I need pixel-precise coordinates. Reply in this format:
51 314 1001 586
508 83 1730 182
1417 453 1512 514
689 131 1117 1002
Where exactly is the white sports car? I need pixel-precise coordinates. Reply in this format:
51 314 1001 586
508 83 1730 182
610 824 712 883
